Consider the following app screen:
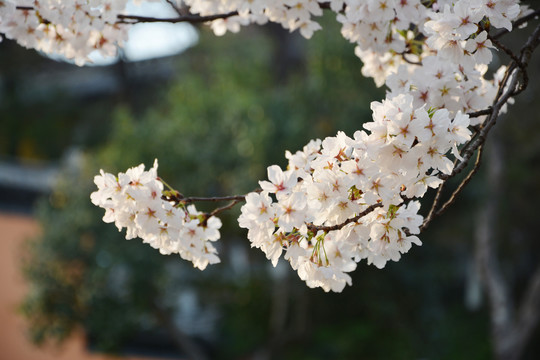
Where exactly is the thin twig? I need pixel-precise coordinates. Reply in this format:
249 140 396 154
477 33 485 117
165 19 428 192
419 181 447 232
489 34 529 96
182 194 247 203
489 34 523 66
468 107 493 118
400 52 422 65
161 192 248 215
116 11 239 24
308 203 383 233
165 0 184 16
435 145 484 217
209 199 242 217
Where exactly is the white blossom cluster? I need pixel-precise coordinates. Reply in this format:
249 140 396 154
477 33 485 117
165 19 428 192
239 93 472 292
0 0 134 65
1 1 529 67
90 160 222 270
342 0 523 84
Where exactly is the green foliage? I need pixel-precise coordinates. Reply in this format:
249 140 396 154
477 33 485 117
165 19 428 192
21 166 167 351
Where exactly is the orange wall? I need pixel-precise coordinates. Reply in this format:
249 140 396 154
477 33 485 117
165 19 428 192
0 213 170 360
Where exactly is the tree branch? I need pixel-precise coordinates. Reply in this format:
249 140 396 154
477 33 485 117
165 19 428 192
165 0 185 16
434 145 484 217
116 11 239 24
421 145 484 232
419 180 446 232
308 203 383 233
467 107 493 118
209 199 243 217
489 34 529 97
178 194 247 203
162 186 385 235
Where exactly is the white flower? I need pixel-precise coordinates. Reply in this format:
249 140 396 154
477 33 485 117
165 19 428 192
259 165 298 200
238 191 275 226
277 192 307 232
465 31 494 64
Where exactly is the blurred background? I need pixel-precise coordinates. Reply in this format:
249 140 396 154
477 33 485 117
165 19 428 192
1 1 540 359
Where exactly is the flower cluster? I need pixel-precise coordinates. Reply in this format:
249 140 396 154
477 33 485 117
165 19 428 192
344 0 523 82
2 1 530 68
239 93 471 291
90 160 221 270
0 0 132 65
183 0 326 38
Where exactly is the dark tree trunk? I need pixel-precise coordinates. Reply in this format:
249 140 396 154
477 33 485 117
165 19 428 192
476 133 540 360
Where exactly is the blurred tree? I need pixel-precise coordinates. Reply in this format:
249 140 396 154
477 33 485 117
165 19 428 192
0 37 180 161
